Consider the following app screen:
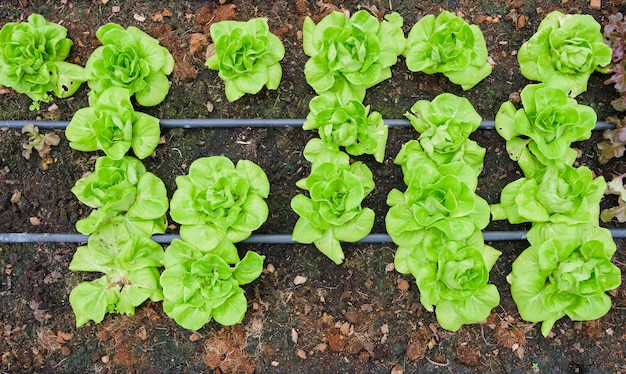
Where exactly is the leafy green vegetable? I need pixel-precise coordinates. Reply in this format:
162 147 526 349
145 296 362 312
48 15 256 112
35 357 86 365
85 23 174 106
395 231 500 331
404 93 485 173
66 86 160 160
508 223 621 337
598 115 626 164
386 163 490 247
291 152 375 265
495 84 597 175
518 11 612 97
206 18 285 102
491 164 605 225
600 173 626 223
302 10 405 99
69 224 164 327
0 13 85 110
71 156 169 235
160 238 265 330
403 11 491 90
303 93 388 162
169 156 270 248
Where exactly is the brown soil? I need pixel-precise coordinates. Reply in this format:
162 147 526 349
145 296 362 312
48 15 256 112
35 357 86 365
1 0 626 373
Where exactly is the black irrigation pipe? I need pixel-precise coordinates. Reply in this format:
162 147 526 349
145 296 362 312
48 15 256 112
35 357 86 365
0 118 615 130
3 229 626 244
0 118 618 244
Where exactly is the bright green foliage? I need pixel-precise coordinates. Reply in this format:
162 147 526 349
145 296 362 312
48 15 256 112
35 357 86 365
304 93 388 162
395 231 500 331
291 152 375 264
66 87 160 160
302 10 405 99
69 224 164 327
404 93 485 173
518 11 612 97
508 223 621 337
160 238 265 330
71 156 169 235
403 11 491 90
206 18 285 101
0 13 85 110
491 164 606 225
495 84 597 174
169 156 270 248
386 163 490 246
85 23 174 106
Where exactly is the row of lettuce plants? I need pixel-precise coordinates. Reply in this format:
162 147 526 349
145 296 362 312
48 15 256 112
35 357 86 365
1 10 623 334
0 15 273 329
491 12 621 337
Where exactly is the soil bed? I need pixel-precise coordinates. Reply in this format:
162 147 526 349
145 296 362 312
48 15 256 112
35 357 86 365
1 0 626 373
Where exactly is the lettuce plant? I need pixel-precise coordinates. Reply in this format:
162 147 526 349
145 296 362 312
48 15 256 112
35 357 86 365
303 93 388 162
160 238 265 330
404 93 485 173
69 224 164 327
518 11 612 97
71 156 169 235
291 153 375 265
302 10 405 100
206 18 285 102
600 173 626 223
395 230 500 331
491 164 606 225
85 23 174 106
495 84 596 175
66 86 160 160
508 223 621 337
0 13 85 110
598 115 626 164
20 123 60 160
403 11 491 90
386 163 490 247
169 156 270 248
603 12 626 111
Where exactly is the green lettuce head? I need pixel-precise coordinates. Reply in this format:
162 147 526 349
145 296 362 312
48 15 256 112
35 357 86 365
508 223 621 337
206 18 285 101
160 238 265 330
304 93 388 162
0 13 85 110
386 163 490 247
69 224 164 327
291 155 375 265
169 156 270 248
85 23 174 106
66 86 160 160
396 231 500 331
495 83 597 174
404 93 485 173
71 156 169 235
303 10 405 99
518 11 612 97
403 11 492 90
491 164 606 225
